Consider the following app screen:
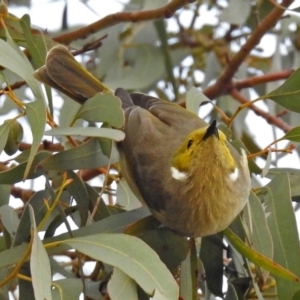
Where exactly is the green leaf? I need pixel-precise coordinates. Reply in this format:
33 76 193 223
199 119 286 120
186 87 211 115
20 14 47 69
52 278 83 300
0 185 10 206
74 93 125 128
0 121 10 154
266 68 300 113
63 233 179 299
261 173 300 298
66 171 89 227
220 0 251 25
224 227 299 282
267 168 300 197
140 228 189 272
29 205 52 300
244 191 274 280
0 151 51 184
281 126 300 142
45 127 125 141
179 240 198 300
105 45 165 90
108 267 138 300
0 205 19 236
40 138 119 171
24 99 47 179
0 207 151 269
0 39 43 98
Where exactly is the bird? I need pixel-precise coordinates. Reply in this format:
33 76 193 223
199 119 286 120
34 45 251 237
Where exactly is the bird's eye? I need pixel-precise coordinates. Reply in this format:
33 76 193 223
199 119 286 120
187 139 193 149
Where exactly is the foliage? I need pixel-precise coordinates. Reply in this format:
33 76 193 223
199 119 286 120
0 0 300 299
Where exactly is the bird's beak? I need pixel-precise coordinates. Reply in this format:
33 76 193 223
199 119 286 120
202 120 219 141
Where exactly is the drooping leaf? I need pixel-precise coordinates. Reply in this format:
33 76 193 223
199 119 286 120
260 173 300 298
51 278 83 300
29 205 52 300
62 233 179 299
224 228 299 282
244 191 274 280
179 240 198 300
74 93 125 128
40 138 119 171
266 68 300 113
0 151 51 184
45 126 125 141
108 267 138 300
280 126 300 142
66 170 89 227
186 87 211 115
24 99 47 179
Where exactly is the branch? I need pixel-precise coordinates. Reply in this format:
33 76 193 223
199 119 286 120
54 0 196 44
203 0 295 100
230 69 294 90
230 89 292 133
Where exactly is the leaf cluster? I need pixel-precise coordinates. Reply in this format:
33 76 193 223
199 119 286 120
1 1 300 300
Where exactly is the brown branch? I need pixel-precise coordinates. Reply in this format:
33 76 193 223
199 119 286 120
53 0 196 44
230 89 292 133
19 141 64 152
203 0 295 100
0 81 26 96
230 69 294 90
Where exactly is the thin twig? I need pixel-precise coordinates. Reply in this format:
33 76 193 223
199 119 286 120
203 0 294 100
53 0 196 44
230 89 292 133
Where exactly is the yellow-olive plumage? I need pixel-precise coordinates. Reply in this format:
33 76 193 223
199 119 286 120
34 45 251 237
115 88 251 237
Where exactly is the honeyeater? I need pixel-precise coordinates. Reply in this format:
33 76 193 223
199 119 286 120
34 45 251 237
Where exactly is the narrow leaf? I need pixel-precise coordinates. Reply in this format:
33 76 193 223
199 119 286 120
74 93 125 128
24 99 46 179
29 205 52 300
52 278 83 300
108 267 138 300
281 126 300 142
63 233 179 299
0 151 51 184
186 87 211 115
40 138 119 171
266 68 300 113
45 126 125 141
224 228 299 282
262 173 300 298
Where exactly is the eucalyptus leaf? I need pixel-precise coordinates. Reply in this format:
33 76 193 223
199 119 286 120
0 151 51 184
66 170 89 226
24 99 47 179
0 121 10 154
179 241 198 300
0 185 10 206
186 87 210 115
74 93 125 128
260 173 300 298
40 138 119 171
281 126 300 142
63 233 179 299
108 267 138 300
29 205 52 300
45 126 125 141
52 278 83 300
266 68 300 113
0 205 19 236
